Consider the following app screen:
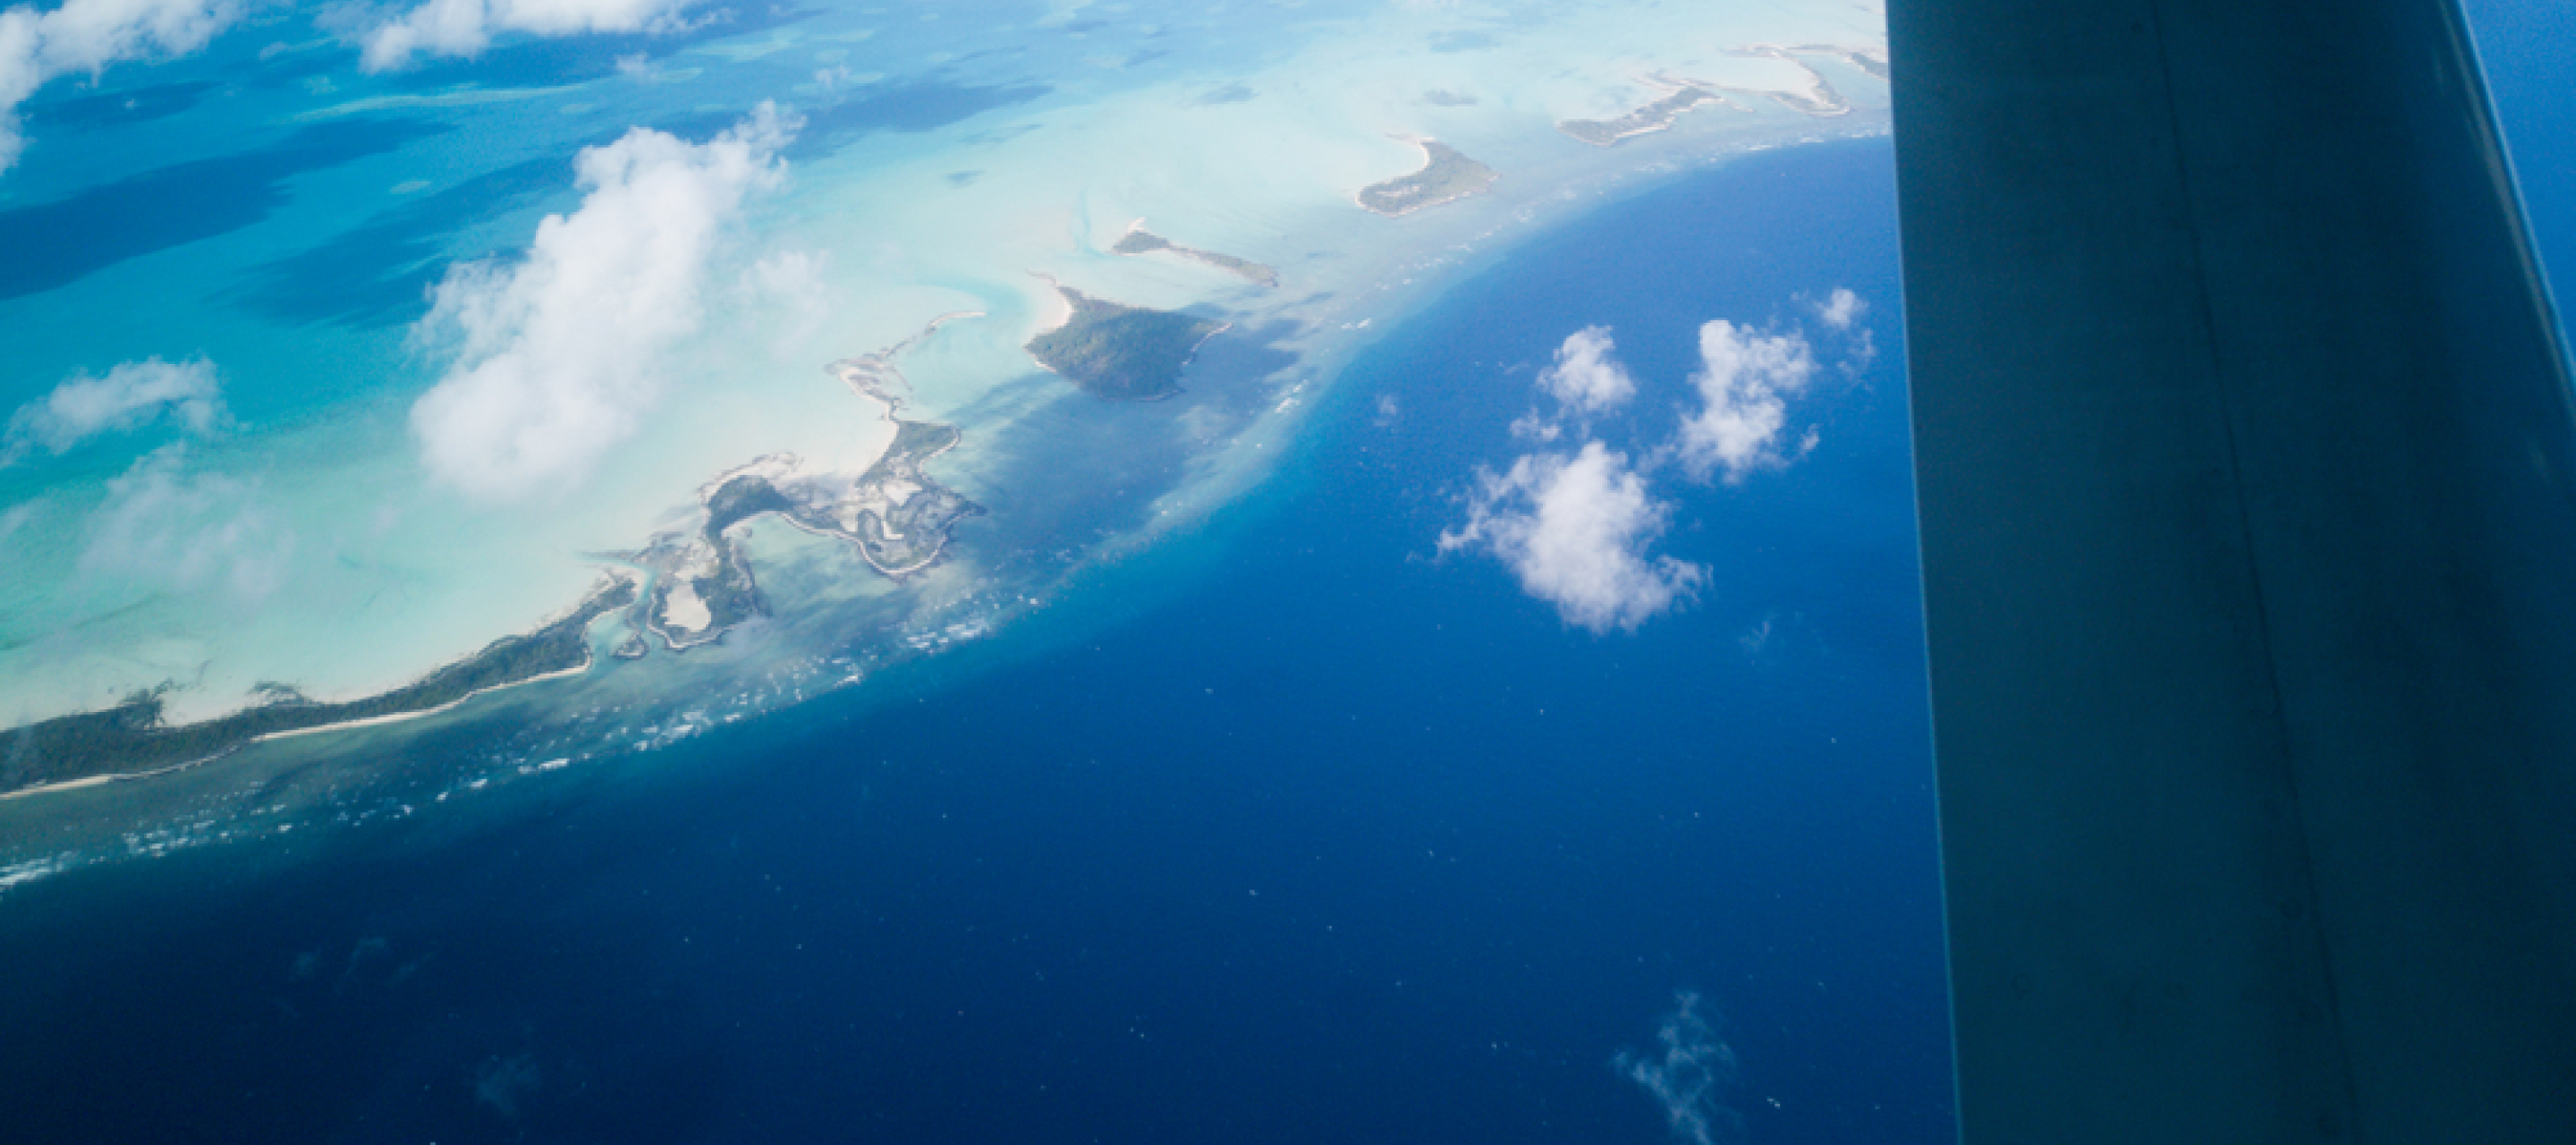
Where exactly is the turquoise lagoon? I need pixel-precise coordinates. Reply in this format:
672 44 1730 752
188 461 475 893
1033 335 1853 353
0 0 1886 884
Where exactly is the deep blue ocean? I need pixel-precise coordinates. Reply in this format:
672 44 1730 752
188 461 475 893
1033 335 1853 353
0 140 1951 1144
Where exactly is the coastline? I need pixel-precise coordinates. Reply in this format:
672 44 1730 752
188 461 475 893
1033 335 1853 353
0 121 1949 1145
1022 280 1230 401
1109 220 1281 286
1559 81 1736 147
635 318 988 650
1352 138 1499 217
0 573 638 800
0 645 614 804
0 121 1895 843
252 656 599 742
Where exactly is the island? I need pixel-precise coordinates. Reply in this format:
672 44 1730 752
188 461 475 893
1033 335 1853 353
1109 221 1279 286
1355 140 1497 217
1787 43 1889 81
639 496 767 651
640 318 987 649
0 316 991 797
1670 47 1852 117
1756 74 1849 117
1559 84 1733 147
0 575 637 798
638 421 979 647
1024 280 1228 401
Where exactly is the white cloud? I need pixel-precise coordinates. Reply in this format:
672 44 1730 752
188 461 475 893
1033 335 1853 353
1815 286 1866 331
0 0 242 174
0 12 45 174
1507 408 1560 442
408 103 793 501
737 248 828 360
0 496 42 544
80 443 294 601
360 0 698 71
1537 324 1635 415
1615 991 1741 1145
1672 319 1816 484
1447 310 1834 632
4 356 227 462
1737 615 1774 656
1439 441 1705 633
1813 287 1877 374
1513 326 1635 443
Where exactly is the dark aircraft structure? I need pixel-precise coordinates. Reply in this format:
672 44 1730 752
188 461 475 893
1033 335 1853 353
1892 0 2576 1138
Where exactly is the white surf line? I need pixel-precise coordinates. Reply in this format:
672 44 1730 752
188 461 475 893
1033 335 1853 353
248 655 596 744
0 742 251 802
0 572 640 802
1349 135 1434 215
262 566 638 727
0 775 120 801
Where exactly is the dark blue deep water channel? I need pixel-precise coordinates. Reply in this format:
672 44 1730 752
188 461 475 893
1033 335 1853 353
0 139 1952 1145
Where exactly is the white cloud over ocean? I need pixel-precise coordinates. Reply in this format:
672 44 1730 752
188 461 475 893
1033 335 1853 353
359 0 699 71
1814 285 1865 331
80 443 294 601
1673 318 1818 484
1445 296 1865 633
409 103 792 501
4 356 228 463
1538 325 1636 416
0 497 42 545
1439 441 1706 634
737 248 831 362
0 0 242 174
1616 991 1742 1145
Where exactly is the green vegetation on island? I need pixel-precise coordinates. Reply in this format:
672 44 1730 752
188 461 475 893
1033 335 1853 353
688 556 764 637
680 476 785 636
845 420 980 575
634 314 987 650
1356 140 1497 216
0 577 637 796
640 477 777 649
1024 286 1226 401
1788 44 1888 80
1559 86 1727 146
1759 76 1848 116
1698 47 1853 117
1110 227 1279 287
642 413 982 649
706 473 796 534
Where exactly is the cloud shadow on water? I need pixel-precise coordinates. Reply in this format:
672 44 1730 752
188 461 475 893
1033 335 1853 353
938 317 1301 561
0 117 453 303
20 81 222 132
227 78 1046 329
224 155 578 328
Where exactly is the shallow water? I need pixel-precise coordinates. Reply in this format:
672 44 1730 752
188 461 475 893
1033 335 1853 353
0 139 1952 1144
0 0 1887 734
